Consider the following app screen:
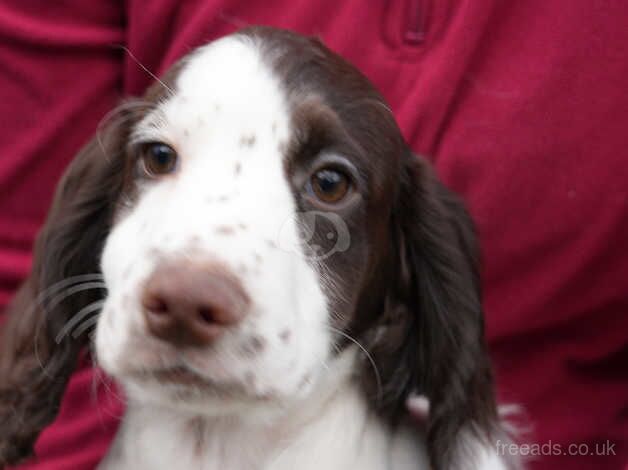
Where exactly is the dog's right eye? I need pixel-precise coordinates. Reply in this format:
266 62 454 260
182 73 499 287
140 142 178 176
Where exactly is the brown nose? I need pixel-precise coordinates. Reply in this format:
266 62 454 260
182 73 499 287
141 260 250 347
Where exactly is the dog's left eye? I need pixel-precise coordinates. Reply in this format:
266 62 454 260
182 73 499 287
310 168 351 204
140 143 178 176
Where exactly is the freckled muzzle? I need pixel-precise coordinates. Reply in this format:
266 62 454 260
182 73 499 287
141 259 250 347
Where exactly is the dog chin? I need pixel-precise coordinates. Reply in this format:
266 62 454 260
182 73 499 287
117 366 302 420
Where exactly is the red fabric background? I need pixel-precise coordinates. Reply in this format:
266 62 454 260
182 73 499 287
1 1 626 469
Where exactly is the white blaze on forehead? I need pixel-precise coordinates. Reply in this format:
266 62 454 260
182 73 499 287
177 36 288 130
135 35 290 154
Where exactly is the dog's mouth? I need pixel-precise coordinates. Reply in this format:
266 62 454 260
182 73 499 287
132 364 226 389
148 366 213 387
129 364 261 400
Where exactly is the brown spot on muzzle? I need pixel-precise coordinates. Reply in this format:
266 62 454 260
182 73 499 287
239 134 256 147
239 335 267 357
215 225 236 235
279 329 292 343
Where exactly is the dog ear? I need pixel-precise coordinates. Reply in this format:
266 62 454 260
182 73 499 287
375 152 499 469
0 109 134 466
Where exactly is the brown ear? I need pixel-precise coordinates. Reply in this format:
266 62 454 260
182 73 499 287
375 153 499 469
0 112 131 466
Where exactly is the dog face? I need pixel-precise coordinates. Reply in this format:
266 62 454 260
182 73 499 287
96 36 333 411
0 27 499 469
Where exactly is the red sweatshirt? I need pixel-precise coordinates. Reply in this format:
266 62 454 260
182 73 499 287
1 1 626 469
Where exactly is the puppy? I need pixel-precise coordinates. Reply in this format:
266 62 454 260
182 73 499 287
0 27 515 470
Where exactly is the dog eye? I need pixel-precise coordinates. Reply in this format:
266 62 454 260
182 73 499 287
310 168 350 204
140 143 178 176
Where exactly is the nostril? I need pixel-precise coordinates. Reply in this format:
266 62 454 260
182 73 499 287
143 294 169 315
198 307 217 324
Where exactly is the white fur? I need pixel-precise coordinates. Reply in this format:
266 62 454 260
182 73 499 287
94 35 509 469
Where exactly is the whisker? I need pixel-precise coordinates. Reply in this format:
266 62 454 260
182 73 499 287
91 367 127 423
324 326 383 404
116 45 174 96
97 100 155 134
89 345 128 408
96 369 127 406
95 100 154 160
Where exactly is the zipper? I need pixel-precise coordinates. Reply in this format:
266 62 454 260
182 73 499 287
403 0 426 45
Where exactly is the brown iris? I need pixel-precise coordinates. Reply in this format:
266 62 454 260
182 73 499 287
141 143 178 176
310 168 350 204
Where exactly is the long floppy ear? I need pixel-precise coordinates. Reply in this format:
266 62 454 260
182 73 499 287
376 152 499 469
0 113 131 466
